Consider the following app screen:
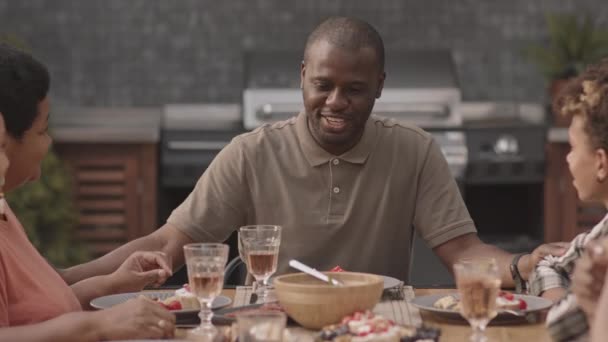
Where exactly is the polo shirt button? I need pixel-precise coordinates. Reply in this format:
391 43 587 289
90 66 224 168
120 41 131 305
332 159 339 165
333 186 340 194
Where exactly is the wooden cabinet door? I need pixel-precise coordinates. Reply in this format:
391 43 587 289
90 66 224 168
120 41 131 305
55 144 154 258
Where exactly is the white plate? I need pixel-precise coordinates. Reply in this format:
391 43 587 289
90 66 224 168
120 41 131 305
410 293 552 324
90 291 232 313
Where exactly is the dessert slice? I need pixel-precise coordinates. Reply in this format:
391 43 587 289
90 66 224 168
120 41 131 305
317 310 440 342
158 284 200 311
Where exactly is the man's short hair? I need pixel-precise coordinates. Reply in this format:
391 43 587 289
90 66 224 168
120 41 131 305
303 16 385 71
0 43 50 139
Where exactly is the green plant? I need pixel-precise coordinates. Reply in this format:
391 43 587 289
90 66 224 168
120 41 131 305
1 33 90 267
526 13 608 81
7 151 90 267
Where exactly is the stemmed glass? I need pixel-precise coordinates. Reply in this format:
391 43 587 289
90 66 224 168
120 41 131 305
183 243 229 339
239 225 282 304
454 258 501 342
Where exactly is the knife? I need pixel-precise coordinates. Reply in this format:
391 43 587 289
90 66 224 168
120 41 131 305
288 259 344 286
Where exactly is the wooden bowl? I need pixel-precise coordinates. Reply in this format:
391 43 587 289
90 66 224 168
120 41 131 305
273 272 383 329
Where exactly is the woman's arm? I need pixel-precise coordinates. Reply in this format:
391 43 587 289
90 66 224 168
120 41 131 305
0 311 99 342
0 297 175 341
71 251 173 309
61 224 191 285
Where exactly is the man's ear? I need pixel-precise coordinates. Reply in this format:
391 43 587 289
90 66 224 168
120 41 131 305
597 148 608 182
376 71 386 98
300 61 306 89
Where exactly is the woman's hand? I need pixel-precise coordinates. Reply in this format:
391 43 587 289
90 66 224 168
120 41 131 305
109 251 173 293
94 296 175 340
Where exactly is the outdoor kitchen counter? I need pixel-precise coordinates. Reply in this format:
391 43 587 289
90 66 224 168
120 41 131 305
49 106 162 143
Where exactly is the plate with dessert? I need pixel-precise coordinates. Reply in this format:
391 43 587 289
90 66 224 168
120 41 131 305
410 291 552 325
317 310 441 341
90 284 232 321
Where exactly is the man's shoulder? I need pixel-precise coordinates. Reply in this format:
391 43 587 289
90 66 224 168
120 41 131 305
369 115 433 142
234 116 298 145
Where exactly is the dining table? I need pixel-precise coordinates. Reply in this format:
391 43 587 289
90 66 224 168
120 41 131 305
170 287 552 341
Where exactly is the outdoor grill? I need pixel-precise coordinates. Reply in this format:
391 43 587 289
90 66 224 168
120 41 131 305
160 103 243 188
242 50 468 180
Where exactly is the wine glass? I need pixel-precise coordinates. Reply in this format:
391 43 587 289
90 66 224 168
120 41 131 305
238 229 258 296
183 243 229 339
454 258 501 342
239 225 282 304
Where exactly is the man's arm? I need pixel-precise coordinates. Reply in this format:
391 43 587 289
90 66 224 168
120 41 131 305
529 224 606 301
434 233 568 288
434 233 515 286
61 223 194 285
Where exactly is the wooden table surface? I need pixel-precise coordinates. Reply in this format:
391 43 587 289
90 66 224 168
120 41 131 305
176 288 551 342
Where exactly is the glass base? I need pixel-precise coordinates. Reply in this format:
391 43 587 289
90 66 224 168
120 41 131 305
467 318 490 342
187 325 218 342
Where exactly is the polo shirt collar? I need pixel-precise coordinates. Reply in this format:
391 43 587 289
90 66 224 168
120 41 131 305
296 112 376 167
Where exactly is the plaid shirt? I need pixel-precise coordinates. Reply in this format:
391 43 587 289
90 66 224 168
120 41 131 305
528 213 608 342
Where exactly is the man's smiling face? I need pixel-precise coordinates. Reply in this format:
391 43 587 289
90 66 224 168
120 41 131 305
301 40 385 155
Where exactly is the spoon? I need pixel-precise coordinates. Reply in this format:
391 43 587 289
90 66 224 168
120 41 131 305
288 259 345 286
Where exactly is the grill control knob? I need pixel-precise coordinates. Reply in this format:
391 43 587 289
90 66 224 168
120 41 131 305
257 104 273 119
494 134 519 156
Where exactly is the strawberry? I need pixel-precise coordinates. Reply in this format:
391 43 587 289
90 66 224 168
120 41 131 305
330 265 345 272
500 291 515 300
518 299 527 310
166 300 182 310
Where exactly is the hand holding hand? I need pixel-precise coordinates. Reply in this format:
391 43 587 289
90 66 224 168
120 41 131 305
519 242 570 280
110 251 173 293
94 296 175 340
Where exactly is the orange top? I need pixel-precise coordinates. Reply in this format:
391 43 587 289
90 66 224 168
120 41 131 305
0 204 81 326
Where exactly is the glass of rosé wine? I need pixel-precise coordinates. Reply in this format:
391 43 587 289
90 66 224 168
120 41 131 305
183 243 229 339
454 258 501 342
239 225 282 304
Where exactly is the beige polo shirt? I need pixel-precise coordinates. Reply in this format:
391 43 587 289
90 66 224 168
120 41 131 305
168 112 476 281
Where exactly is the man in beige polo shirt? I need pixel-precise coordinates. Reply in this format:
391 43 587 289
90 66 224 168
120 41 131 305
62 16 567 288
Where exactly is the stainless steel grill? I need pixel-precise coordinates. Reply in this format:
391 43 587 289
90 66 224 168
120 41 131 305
243 50 468 179
160 103 243 187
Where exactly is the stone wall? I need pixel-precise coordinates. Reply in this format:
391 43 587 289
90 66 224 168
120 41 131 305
1 0 606 106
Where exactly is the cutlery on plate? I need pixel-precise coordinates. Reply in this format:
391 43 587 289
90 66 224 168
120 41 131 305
499 308 526 317
288 259 344 286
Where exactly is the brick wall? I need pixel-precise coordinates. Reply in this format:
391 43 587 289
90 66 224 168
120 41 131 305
1 0 606 106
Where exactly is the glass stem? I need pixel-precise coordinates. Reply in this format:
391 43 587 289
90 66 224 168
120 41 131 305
258 279 268 304
198 300 214 328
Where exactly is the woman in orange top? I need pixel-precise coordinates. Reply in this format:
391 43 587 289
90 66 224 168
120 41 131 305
0 44 175 340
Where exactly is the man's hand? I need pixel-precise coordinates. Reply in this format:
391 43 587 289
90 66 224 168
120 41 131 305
109 251 173 293
518 242 570 280
572 240 608 322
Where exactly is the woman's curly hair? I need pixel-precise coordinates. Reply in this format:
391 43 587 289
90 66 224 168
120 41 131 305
554 58 608 151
